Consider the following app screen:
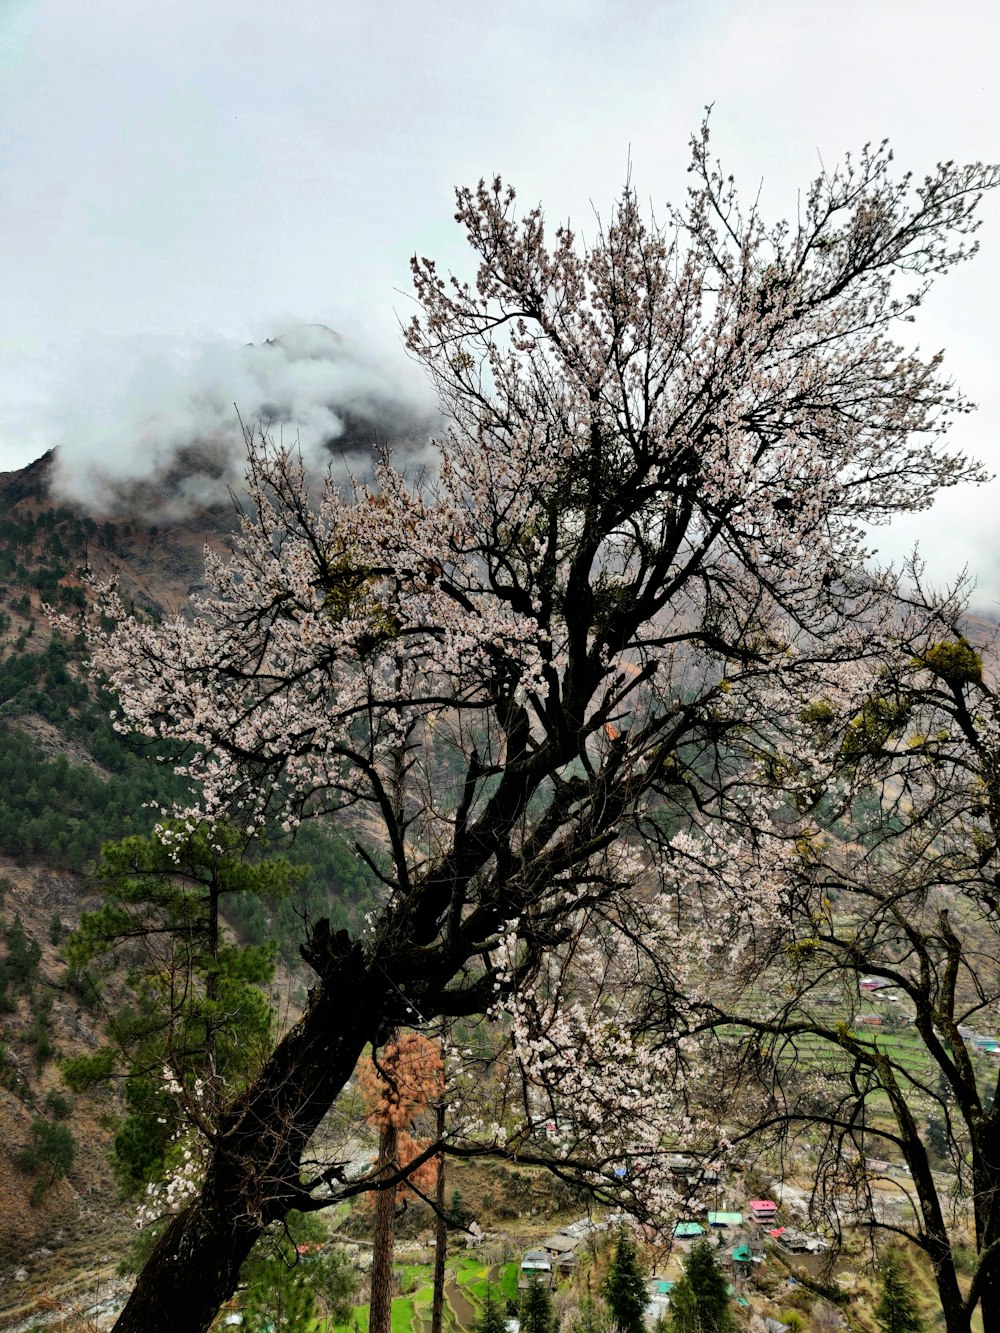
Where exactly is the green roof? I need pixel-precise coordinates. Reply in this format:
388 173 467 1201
731 1245 753 1261
674 1222 705 1238
708 1212 743 1226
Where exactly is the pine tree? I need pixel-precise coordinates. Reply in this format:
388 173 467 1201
474 1284 508 1333
665 1275 698 1333
681 1240 734 1332
359 1033 444 1333
602 1226 647 1333
521 1274 555 1333
874 1249 925 1333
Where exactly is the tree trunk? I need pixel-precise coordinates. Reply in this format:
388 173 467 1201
981 1277 1000 1333
112 1200 260 1333
113 929 376 1333
370 1122 399 1333
431 1101 447 1333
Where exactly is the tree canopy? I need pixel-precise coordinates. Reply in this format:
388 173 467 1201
86 125 998 1333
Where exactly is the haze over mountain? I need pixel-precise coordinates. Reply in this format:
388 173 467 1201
44 324 439 523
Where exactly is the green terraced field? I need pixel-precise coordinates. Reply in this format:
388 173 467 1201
329 1257 521 1333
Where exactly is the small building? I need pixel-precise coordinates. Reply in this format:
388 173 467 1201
748 1200 778 1223
772 1228 827 1256
667 1154 721 1186
729 1243 761 1278
541 1233 580 1271
519 1250 553 1290
707 1212 743 1229
644 1280 673 1327
673 1221 705 1240
860 977 889 991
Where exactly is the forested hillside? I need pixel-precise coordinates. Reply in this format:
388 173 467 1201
0 452 375 1299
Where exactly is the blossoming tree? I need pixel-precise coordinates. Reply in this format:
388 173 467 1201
665 580 1000 1333
93 126 997 1332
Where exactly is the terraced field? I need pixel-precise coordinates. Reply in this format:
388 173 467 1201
330 1258 520 1333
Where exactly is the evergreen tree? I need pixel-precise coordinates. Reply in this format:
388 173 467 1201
15 1118 75 1204
239 1213 355 1332
680 1240 734 1332
63 823 297 1194
665 1275 699 1333
521 1274 555 1333
450 1185 470 1226
474 1284 508 1333
874 1249 925 1333
602 1226 647 1333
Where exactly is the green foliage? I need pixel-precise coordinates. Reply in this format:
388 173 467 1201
16 1117 75 1200
841 695 910 760
665 1275 699 1333
264 821 377 962
601 1226 647 1333
44 1088 72 1119
67 824 293 1195
799 698 837 731
449 1186 472 1227
62 1045 116 1091
0 720 184 869
473 1284 509 1333
239 1212 356 1331
924 1114 948 1164
27 988 55 1069
0 633 193 868
913 638 982 689
1 914 42 993
873 1248 925 1333
668 1241 733 1333
571 1295 610 1333
521 1274 555 1333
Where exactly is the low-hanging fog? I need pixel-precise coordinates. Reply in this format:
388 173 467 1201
45 324 440 521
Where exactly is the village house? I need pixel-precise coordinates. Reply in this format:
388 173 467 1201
540 1233 580 1272
728 1242 761 1279
519 1250 553 1290
644 1279 674 1327
768 1227 828 1256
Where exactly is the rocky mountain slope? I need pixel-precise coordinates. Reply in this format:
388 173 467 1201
0 448 371 1320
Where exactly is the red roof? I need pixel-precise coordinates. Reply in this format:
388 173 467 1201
749 1200 777 1210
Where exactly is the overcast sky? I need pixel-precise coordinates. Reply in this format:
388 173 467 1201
1 0 998 597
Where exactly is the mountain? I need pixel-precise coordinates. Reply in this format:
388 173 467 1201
0 449 373 1319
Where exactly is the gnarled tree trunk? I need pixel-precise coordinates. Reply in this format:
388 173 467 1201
113 931 376 1333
